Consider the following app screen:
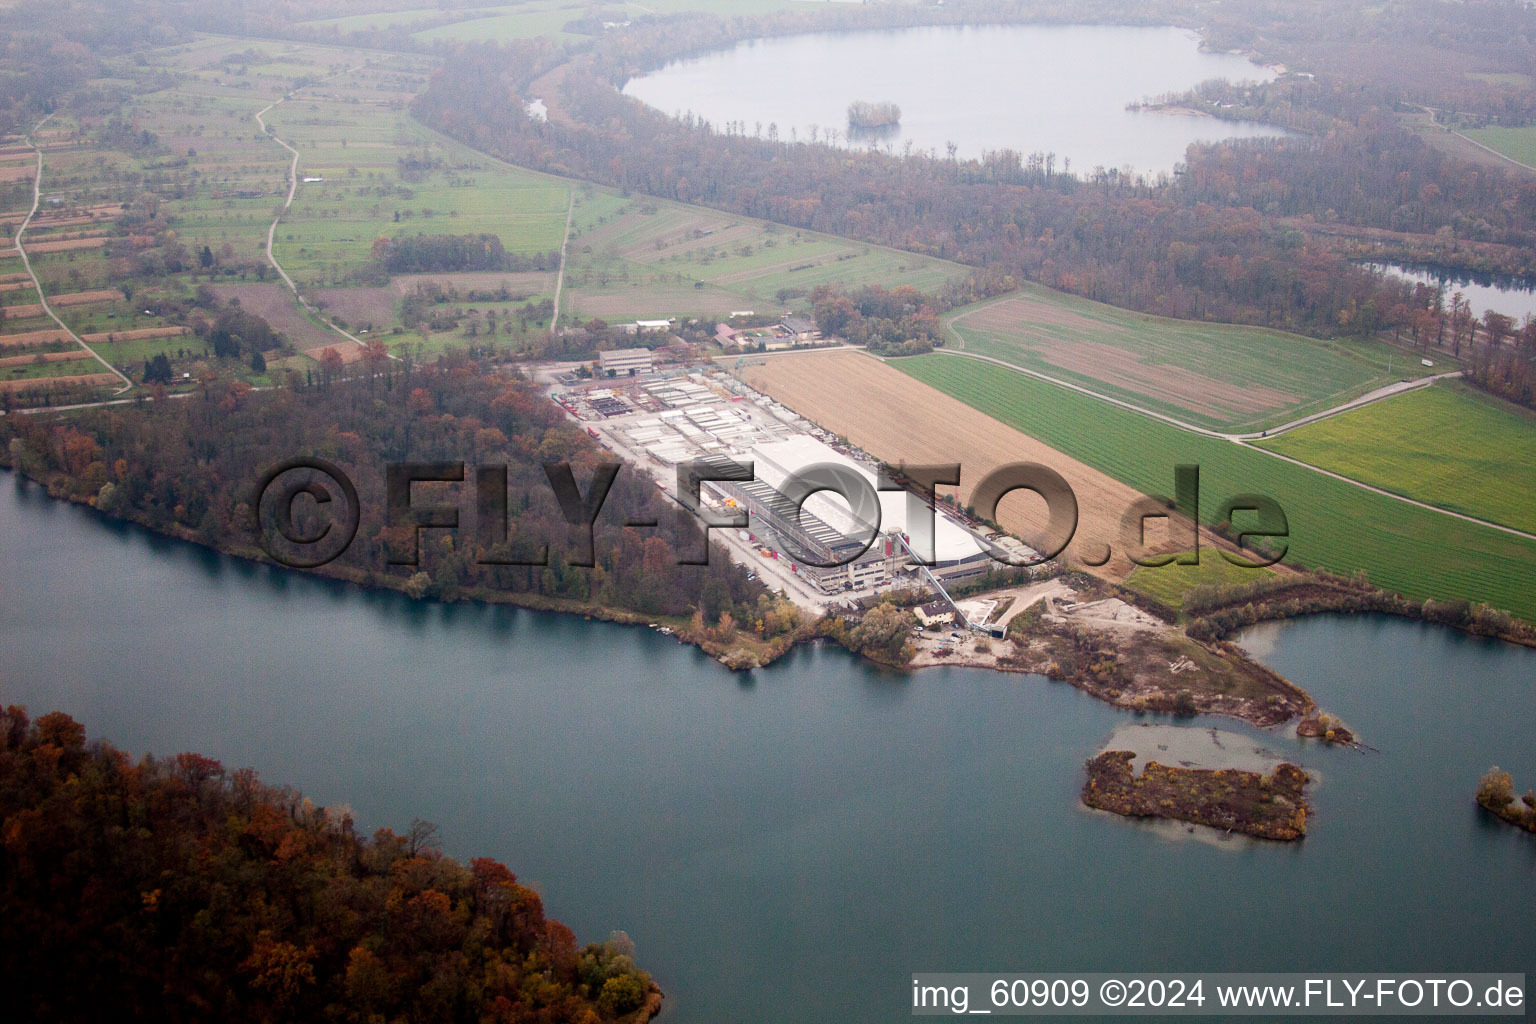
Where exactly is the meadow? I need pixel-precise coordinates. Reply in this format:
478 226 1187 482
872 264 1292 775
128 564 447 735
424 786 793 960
401 0 805 45
1124 554 1278 611
1461 125 1536 168
563 193 965 320
944 285 1440 432
260 56 571 269
893 354 1536 621
1258 381 1536 535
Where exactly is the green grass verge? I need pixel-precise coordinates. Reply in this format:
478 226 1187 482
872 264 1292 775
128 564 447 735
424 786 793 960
1125 554 1278 611
1258 381 1536 535
894 354 1536 622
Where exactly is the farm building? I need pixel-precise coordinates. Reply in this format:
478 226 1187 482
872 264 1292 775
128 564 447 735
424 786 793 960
780 314 821 342
599 347 654 375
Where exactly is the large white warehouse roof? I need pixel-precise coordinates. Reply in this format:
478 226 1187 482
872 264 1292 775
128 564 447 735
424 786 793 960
748 436 987 564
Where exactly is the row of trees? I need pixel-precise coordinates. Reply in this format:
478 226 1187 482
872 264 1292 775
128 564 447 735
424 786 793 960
371 233 556 275
0 704 658 1021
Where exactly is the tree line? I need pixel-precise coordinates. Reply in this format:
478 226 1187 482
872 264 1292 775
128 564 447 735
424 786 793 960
371 233 558 275
0 704 659 1022
0 352 769 628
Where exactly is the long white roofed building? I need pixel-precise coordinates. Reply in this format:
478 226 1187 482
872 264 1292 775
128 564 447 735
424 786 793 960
714 435 999 593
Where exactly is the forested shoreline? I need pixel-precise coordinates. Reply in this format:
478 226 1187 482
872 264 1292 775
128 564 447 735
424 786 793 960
0 360 821 669
0 705 662 1022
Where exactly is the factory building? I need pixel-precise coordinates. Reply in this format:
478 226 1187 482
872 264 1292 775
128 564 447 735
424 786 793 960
706 436 1001 594
598 347 654 375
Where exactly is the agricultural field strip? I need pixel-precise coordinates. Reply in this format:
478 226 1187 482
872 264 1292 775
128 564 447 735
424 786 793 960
253 65 376 356
9 117 131 391
920 348 1535 542
550 187 575 328
943 291 1421 432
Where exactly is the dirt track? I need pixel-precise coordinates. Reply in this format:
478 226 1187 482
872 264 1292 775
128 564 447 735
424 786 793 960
743 350 1227 581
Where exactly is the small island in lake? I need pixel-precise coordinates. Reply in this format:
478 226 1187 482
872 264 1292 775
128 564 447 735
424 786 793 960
1477 767 1536 833
1083 750 1310 841
847 99 901 130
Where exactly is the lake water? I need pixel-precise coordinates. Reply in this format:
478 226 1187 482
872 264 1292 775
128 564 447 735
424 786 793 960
622 25 1290 175
2 472 1534 1022
1366 261 1536 324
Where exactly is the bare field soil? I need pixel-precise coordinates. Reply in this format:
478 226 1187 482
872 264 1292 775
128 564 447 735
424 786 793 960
28 213 117 230
567 286 747 317
26 237 109 254
742 350 1229 581
302 342 367 364
312 287 397 326
0 329 71 348
389 272 555 296
0 371 116 393
81 326 189 343
0 349 92 368
211 284 341 350
49 289 124 307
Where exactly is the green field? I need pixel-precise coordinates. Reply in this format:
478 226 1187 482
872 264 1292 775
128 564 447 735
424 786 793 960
2 355 103 380
1462 125 1536 168
299 6 453 33
944 286 1440 433
562 193 965 320
404 0 803 45
1259 382 1536 535
1125 554 1278 611
894 354 1536 622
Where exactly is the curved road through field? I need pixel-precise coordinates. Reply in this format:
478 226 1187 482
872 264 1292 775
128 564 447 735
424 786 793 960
12 115 132 393
254 67 374 354
930 347 1462 441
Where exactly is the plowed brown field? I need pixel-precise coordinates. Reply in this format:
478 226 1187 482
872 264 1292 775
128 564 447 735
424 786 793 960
743 350 1235 581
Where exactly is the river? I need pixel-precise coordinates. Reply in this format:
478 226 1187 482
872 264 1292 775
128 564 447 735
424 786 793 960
622 25 1291 175
1 473 1533 1022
